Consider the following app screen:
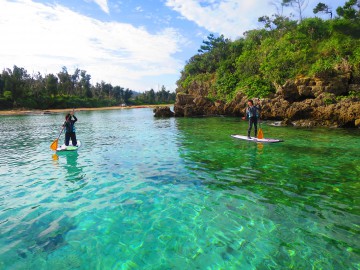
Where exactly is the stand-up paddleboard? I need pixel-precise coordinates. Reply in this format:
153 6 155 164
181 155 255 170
57 140 82 151
231 135 283 143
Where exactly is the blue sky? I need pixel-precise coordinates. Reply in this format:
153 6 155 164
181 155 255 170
0 0 347 92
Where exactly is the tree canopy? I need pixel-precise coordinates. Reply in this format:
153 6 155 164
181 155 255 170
176 0 360 101
313 2 333 19
0 66 175 110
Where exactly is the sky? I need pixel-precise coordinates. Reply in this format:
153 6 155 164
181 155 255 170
0 0 347 92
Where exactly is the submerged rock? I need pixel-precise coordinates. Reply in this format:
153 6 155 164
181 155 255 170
38 234 65 253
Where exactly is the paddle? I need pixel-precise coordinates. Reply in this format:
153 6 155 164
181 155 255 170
50 125 65 151
257 120 264 139
255 98 264 139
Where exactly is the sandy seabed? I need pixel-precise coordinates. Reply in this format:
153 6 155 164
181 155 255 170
0 105 169 116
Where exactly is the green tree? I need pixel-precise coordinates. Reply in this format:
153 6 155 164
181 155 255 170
71 68 80 96
99 81 113 99
313 2 333 18
113 86 124 102
215 60 240 101
2 66 30 104
93 82 103 98
0 74 4 96
146 89 156 103
45 73 58 97
79 70 92 98
258 15 273 29
58 67 72 95
198 34 230 53
297 17 330 40
258 14 297 41
155 85 175 103
336 0 360 19
29 72 45 99
197 34 231 73
123 88 133 104
282 0 308 21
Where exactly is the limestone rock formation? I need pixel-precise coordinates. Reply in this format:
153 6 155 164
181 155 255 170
153 106 174 117
173 74 360 128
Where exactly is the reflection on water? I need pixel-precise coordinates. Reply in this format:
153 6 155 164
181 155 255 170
63 152 87 193
52 151 87 194
0 110 359 269
52 153 59 161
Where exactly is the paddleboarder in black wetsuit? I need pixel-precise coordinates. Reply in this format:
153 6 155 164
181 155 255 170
63 109 78 146
242 99 261 139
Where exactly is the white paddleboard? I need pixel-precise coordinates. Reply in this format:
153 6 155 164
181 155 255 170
57 140 82 151
231 135 283 143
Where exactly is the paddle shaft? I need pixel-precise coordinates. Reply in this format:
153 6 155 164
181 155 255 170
57 124 65 140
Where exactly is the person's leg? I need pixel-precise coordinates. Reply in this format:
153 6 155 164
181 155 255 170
247 118 253 138
65 133 70 146
254 118 258 137
71 132 77 146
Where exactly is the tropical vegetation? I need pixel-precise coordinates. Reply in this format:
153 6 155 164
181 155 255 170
0 66 175 110
176 0 360 102
133 86 176 105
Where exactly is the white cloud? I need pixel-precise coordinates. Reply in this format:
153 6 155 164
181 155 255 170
135 6 143 12
0 0 184 90
165 0 347 39
165 0 269 39
92 0 110 14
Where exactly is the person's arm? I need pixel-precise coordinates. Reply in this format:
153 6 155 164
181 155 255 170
255 99 261 118
242 108 248 120
255 98 261 109
256 105 261 115
70 109 77 122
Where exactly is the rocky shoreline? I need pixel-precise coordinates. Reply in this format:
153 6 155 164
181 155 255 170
154 74 360 128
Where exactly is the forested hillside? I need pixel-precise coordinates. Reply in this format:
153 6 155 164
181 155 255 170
176 0 360 102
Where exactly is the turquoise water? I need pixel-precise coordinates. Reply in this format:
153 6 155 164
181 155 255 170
0 108 359 270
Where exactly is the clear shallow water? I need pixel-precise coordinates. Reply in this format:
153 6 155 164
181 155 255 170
0 108 359 269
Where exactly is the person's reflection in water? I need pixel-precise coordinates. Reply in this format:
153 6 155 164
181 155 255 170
242 143 264 172
64 152 87 193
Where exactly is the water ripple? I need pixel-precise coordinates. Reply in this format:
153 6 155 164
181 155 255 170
0 110 359 269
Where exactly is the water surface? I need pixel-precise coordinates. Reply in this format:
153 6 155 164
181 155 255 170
0 108 359 269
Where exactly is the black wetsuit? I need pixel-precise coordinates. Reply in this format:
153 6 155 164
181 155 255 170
64 115 77 146
246 105 260 138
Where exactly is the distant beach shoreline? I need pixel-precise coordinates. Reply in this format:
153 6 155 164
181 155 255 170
0 104 173 116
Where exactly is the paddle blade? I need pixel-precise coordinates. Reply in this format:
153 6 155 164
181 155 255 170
50 139 58 151
257 128 264 139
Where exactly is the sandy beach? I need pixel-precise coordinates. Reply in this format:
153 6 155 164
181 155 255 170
0 105 171 116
